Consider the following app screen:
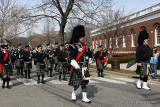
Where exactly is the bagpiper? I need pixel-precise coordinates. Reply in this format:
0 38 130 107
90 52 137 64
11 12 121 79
23 45 32 79
46 43 54 77
54 43 59 72
34 44 47 84
0 43 12 89
57 44 69 81
68 25 92 103
136 30 151 90
95 45 106 77
10 45 16 68
15 43 24 76
64 42 70 74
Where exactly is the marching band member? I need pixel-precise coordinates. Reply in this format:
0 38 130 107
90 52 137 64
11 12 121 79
23 45 32 79
68 25 92 103
0 43 12 89
34 45 47 84
136 30 151 90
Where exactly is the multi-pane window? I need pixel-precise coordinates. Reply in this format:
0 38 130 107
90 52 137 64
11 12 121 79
123 35 126 47
116 36 118 48
109 37 112 48
100 39 102 45
105 39 106 48
93 41 95 49
131 30 136 47
155 26 160 45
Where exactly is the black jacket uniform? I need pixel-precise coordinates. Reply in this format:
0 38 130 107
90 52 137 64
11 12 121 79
23 51 31 62
15 49 24 59
0 51 10 65
57 49 67 62
34 51 46 63
69 43 92 64
136 45 151 63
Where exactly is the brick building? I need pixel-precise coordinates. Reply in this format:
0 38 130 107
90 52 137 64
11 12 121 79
90 3 160 55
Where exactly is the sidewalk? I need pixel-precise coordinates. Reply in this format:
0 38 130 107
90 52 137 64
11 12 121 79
91 62 160 75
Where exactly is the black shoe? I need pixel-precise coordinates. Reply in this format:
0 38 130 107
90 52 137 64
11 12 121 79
7 85 11 89
63 78 67 81
37 80 40 84
42 81 45 84
2 85 5 89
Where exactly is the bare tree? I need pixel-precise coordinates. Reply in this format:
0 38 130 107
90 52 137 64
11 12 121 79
28 0 112 43
0 0 35 45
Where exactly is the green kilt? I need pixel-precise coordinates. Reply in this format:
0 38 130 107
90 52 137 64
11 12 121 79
24 61 32 69
138 62 147 75
96 60 104 71
58 62 67 71
47 59 54 67
54 56 58 64
36 62 45 73
15 59 24 67
68 68 89 86
1 65 11 76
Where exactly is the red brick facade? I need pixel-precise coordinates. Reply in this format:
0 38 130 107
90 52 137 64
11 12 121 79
90 4 160 55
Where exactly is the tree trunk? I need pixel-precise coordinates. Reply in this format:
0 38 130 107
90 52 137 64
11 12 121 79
59 19 67 44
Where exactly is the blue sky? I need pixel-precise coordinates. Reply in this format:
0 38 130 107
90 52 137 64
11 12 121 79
16 0 160 34
113 0 160 14
17 0 160 13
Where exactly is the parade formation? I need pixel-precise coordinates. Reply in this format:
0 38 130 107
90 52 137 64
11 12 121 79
0 24 156 104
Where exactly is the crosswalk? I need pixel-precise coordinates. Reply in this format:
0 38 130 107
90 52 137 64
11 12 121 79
0 76 157 86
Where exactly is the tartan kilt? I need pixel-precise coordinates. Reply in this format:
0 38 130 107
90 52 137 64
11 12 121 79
1 65 11 76
138 62 147 75
68 68 89 86
58 62 67 71
36 63 45 73
96 60 104 71
47 59 54 67
15 59 24 67
54 56 58 64
24 61 32 69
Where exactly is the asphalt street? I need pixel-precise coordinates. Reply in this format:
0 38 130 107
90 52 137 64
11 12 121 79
0 67 160 107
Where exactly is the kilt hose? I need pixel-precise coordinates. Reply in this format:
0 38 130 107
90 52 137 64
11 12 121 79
68 68 89 87
36 63 45 73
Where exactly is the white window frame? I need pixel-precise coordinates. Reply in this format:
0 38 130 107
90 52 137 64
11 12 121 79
100 39 102 45
131 31 136 47
109 37 112 48
123 35 126 48
93 41 95 49
155 26 160 46
105 39 106 48
96 40 98 49
116 36 119 48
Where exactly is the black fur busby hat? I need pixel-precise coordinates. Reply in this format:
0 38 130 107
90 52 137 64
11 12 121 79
70 25 85 44
137 30 149 45
1 43 8 48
